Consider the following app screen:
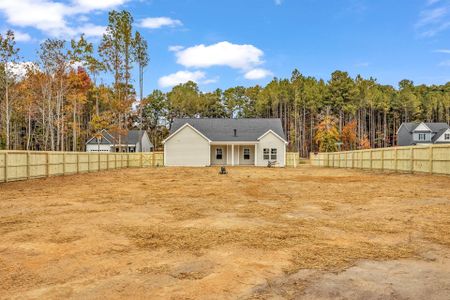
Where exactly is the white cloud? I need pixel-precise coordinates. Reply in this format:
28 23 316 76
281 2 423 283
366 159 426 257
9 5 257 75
75 24 106 38
434 49 450 53
439 59 450 66
7 62 39 79
428 0 442 5
158 71 207 88
416 7 448 28
244 68 273 80
71 0 128 12
416 1 450 37
355 62 370 67
139 17 183 29
0 0 124 38
14 30 32 42
0 0 68 35
169 45 185 52
2 30 32 42
174 41 264 70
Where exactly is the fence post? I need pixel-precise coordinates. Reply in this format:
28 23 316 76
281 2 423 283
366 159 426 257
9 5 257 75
140 152 143 168
351 152 354 168
345 152 348 169
27 151 31 179
88 153 91 172
76 152 79 174
4 152 8 183
410 147 414 173
63 152 66 175
46 152 50 177
370 149 373 170
381 149 384 172
394 148 398 172
98 152 100 171
429 146 433 174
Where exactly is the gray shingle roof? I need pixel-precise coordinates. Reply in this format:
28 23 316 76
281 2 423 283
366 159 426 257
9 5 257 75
170 118 286 142
432 128 450 143
402 122 449 133
86 130 148 145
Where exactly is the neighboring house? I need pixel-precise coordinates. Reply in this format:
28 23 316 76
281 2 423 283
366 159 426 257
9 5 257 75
86 129 153 152
163 118 288 167
397 122 450 146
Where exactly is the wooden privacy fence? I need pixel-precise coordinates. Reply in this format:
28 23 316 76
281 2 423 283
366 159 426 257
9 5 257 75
310 144 450 175
0 151 164 183
286 152 300 167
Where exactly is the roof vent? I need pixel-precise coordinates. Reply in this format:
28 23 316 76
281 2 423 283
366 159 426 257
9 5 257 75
233 129 237 137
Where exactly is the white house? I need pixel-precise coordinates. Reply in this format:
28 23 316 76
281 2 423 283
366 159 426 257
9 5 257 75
397 122 450 146
163 118 288 167
86 129 153 152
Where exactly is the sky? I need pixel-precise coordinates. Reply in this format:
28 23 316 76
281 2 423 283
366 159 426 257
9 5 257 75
0 0 450 96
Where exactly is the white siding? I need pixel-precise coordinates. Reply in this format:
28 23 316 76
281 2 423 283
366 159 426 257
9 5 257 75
256 132 286 167
164 126 210 166
413 132 432 143
138 132 153 152
238 145 255 165
435 129 450 143
414 123 432 132
211 145 228 165
86 144 111 152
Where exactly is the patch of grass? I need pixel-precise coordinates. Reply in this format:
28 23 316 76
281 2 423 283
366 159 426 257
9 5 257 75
286 241 416 273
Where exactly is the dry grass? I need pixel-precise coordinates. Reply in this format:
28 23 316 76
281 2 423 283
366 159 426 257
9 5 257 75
0 166 449 299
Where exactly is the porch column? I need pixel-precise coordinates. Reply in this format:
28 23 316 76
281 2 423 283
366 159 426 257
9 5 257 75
237 146 240 165
255 143 258 166
232 144 234 166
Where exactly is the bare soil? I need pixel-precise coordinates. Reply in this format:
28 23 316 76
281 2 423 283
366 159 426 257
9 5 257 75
1 166 450 299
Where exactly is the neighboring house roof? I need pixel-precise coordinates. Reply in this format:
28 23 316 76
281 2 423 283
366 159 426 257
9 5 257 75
86 129 152 146
432 128 450 143
399 122 449 134
397 122 450 145
169 118 287 142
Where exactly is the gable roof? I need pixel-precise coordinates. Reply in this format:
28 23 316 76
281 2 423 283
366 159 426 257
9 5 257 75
432 128 450 143
257 129 288 144
169 118 286 142
399 122 449 134
86 130 151 146
163 123 211 144
413 122 432 132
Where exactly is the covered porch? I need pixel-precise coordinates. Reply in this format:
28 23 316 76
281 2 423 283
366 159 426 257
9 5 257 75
210 143 257 166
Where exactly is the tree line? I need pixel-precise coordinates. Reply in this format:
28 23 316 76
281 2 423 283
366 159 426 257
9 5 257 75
142 71 449 155
0 10 148 152
1 10 449 155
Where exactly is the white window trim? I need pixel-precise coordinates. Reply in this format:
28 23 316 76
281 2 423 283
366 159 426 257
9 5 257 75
271 148 277 160
263 148 270 160
243 148 250 160
216 148 223 160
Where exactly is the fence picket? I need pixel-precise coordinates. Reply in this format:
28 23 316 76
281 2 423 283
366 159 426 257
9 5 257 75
310 145 450 176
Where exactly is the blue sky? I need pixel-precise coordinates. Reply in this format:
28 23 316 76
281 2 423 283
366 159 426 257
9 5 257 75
1 0 450 96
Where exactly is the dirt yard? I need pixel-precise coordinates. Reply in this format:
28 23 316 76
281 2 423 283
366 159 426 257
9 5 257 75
1 166 450 299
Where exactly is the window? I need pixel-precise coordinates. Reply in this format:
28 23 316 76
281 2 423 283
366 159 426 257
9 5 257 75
445 133 450 140
244 148 250 160
216 148 223 160
263 148 270 160
271 148 277 160
418 133 426 141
